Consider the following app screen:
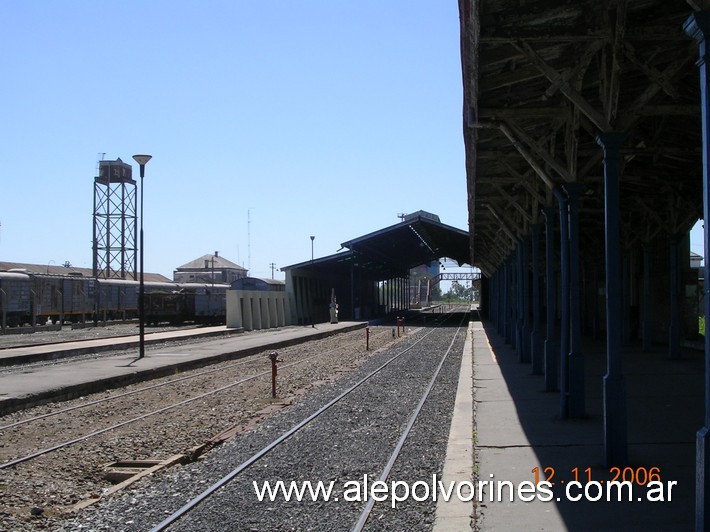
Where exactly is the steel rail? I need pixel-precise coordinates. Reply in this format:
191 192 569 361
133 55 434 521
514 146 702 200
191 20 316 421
352 311 468 531
149 312 460 532
0 331 386 431
0 330 389 469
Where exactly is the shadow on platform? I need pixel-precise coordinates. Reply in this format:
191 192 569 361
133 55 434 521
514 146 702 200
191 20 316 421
474 320 701 530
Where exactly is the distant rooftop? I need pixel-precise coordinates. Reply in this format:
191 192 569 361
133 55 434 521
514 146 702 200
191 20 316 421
175 253 246 272
0 261 171 282
402 210 440 223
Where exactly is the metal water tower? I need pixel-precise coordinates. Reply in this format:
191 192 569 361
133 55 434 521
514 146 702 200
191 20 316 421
92 158 137 279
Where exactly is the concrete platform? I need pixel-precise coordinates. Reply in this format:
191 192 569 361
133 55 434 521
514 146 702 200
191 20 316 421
0 321 366 415
0 325 241 366
471 320 698 531
434 316 475 530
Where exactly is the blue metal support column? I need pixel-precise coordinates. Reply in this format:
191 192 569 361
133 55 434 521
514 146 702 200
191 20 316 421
622 254 631 346
409 276 412 311
508 257 515 345
495 270 502 334
555 188 570 417
399 277 404 311
495 272 500 325
394 278 398 312
350 264 356 321
499 268 505 336
543 207 558 391
407 276 410 310
510 254 517 348
565 183 585 418
669 236 681 360
686 14 710 529
487 273 493 322
392 278 396 313
592 267 600 340
515 243 523 356
521 235 531 363
531 223 543 374
510 255 516 347
395 277 403 312
491 272 497 329
597 132 628 468
386 279 391 314
481 275 489 317
642 244 652 352
497 271 501 322
504 260 512 343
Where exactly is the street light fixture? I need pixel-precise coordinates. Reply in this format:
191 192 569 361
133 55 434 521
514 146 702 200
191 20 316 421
310 235 315 328
133 154 152 359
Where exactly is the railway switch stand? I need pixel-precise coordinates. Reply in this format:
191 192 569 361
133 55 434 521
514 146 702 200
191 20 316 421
268 352 281 398
396 317 405 337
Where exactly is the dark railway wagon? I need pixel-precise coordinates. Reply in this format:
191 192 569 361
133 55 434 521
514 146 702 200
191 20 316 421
0 270 229 328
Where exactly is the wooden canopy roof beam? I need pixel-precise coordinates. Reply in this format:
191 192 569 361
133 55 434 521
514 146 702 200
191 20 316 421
513 39 613 133
500 160 547 206
604 0 627 125
492 183 534 224
484 203 518 244
501 120 574 183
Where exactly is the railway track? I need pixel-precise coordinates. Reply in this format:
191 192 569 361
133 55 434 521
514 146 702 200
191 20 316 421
0 325 398 530
157 311 467 531
66 310 469 531
0 331 394 470
0 330 391 468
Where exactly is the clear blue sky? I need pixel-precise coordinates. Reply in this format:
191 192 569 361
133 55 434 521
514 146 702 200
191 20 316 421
0 1 468 280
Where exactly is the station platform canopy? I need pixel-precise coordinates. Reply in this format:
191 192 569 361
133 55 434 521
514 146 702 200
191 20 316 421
282 211 470 281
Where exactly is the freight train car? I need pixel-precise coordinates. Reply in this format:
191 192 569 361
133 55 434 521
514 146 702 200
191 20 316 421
144 283 227 325
0 270 229 328
0 272 32 327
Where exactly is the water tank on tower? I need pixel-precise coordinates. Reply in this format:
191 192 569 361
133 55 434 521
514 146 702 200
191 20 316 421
92 158 138 279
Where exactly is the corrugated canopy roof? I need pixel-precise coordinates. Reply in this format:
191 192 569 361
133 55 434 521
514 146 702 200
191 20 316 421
282 214 470 280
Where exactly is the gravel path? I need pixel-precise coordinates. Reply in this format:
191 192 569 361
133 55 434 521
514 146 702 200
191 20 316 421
61 313 468 531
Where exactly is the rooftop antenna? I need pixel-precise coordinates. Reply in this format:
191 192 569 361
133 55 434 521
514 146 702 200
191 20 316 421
397 212 407 221
95 153 106 179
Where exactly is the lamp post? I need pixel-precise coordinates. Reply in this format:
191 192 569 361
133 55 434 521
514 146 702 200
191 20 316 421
210 251 218 316
133 154 152 359
310 235 315 328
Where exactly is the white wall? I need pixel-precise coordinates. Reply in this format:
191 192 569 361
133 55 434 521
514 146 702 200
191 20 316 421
226 289 292 331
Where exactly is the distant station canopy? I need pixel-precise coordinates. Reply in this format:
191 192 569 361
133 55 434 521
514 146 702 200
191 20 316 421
281 210 470 322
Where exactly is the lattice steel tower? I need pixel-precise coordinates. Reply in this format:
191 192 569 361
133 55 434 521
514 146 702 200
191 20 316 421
92 158 137 279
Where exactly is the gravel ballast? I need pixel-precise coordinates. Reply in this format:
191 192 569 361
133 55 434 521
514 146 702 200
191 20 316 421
0 325 397 531
61 314 469 531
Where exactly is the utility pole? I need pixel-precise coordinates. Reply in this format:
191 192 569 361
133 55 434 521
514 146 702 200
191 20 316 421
269 262 276 279
247 209 253 274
